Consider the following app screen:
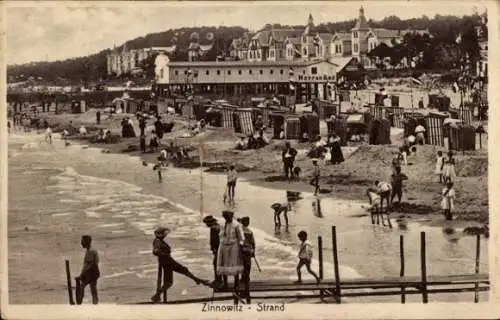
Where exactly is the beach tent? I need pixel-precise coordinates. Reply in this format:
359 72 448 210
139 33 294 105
448 125 476 151
346 113 366 137
71 100 86 114
425 112 447 147
284 116 301 140
232 108 254 135
270 112 287 139
313 100 338 120
369 118 391 145
220 105 235 129
326 116 348 146
299 113 320 139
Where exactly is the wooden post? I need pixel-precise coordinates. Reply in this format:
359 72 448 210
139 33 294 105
420 232 428 303
318 236 324 301
474 234 481 303
65 260 75 305
332 226 341 304
318 236 323 280
399 235 406 304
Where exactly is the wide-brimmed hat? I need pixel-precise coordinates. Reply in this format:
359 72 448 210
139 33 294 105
222 210 234 219
240 216 250 225
154 227 170 236
202 215 217 225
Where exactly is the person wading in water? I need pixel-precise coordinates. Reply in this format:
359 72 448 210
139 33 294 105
76 235 100 305
271 202 290 229
202 215 222 286
151 227 210 303
225 165 238 203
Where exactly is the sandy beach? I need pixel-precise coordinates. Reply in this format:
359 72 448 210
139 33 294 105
38 107 488 229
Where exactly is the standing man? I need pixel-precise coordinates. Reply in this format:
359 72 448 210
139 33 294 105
76 235 100 305
139 115 146 137
202 215 222 286
238 216 255 304
310 160 320 195
282 141 297 181
390 167 408 205
96 110 101 125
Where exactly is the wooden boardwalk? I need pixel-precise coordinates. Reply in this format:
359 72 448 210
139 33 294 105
65 226 489 305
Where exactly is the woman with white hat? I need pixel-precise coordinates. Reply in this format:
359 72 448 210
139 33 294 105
217 210 245 291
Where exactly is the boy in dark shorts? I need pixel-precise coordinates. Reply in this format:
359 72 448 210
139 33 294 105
151 227 210 303
295 231 320 284
76 235 100 305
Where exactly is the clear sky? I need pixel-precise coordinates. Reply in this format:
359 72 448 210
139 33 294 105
5 1 487 65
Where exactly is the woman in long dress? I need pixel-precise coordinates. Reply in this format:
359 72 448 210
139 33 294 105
329 133 344 165
217 210 245 290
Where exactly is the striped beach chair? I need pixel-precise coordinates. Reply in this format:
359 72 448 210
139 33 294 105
425 115 445 147
220 106 234 129
285 116 301 139
236 108 254 135
459 107 473 125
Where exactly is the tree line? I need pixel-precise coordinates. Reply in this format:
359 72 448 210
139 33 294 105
367 14 486 72
7 13 486 84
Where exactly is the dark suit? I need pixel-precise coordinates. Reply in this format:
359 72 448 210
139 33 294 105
210 224 221 282
282 147 297 179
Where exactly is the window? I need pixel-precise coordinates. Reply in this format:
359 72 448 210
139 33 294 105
184 70 188 75
353 31 358 38
353 43 359 53
249 70 252 74
238 70 242 75
280 69 284 74
311 67 318 75
260 70 263 75
303 48 307 56
270 69 274 74
175 70 179 75
206 70 209 75
217 70 221 75
228 70 231 75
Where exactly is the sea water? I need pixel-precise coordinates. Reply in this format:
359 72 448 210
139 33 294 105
8 133 489 304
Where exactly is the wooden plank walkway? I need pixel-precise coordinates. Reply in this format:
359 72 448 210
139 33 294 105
213 274 489 293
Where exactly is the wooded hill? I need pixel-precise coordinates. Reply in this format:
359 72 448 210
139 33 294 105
7 13 486 84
